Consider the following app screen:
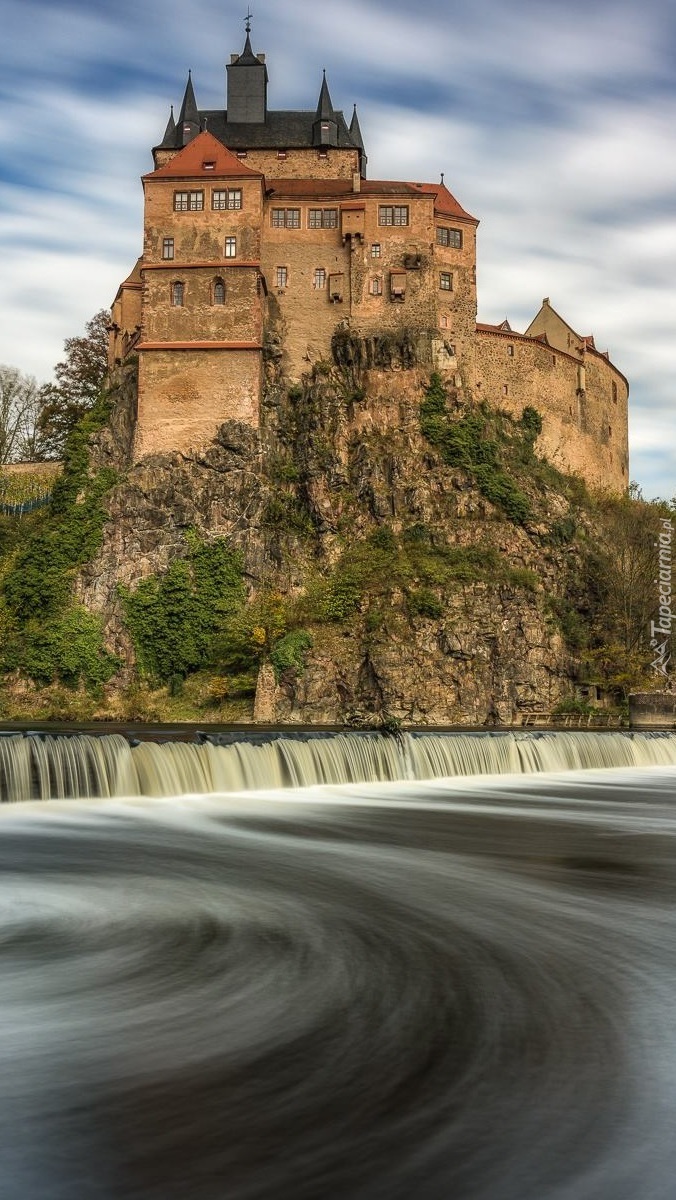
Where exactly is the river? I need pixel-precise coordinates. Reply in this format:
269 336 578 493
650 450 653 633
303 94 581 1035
1 756 676 1197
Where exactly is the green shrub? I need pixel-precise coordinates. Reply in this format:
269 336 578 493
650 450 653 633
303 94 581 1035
0 394 118 688
3 605 118 687
419 375 532 524
408 588 444 618
270 629 313 680
120 536 245 681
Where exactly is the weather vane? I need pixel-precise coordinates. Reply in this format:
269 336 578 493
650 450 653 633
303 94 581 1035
244 8 253 33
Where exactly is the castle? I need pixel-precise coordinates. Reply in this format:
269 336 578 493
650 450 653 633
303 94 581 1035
110 20 629 490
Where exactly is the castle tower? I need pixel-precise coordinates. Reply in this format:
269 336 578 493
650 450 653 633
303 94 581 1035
226 20 268 124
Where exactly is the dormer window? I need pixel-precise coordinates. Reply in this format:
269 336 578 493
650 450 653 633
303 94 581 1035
236 151 248 159
203 161 216 170
277 150 288 160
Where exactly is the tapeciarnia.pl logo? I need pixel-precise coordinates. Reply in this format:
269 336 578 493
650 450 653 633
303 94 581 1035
650 518 673 678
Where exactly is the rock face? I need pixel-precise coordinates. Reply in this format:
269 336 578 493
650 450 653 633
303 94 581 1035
81 342 583 725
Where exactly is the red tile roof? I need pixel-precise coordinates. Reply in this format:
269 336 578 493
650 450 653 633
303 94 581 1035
144 131 264 180
267 177 478 222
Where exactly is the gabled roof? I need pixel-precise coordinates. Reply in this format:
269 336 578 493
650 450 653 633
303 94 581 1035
144 130 264 180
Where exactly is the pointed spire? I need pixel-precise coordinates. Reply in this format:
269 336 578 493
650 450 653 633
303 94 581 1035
349 103 367 178
159 104 177 148
315 70 336 120
349 104 364 150
236 11 261 65
177 71 200 146
313 71 338 147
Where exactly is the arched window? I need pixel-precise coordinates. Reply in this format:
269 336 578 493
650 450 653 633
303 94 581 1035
213 278 226 305
171 281 184 307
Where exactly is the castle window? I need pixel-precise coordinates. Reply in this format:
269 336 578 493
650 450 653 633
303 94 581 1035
440 315 447 328
318 149 328 159
277 150 287 160
313 268 326 289
612 381 618 403
552 354 557 365
236 150 248 159
171 281 184 306
439 272 453 291
371 243 381 258
379 205 409 227
370 277 383 296
212 189 242 211
212 278 226 305
308 208 338 229
507 344 514 356
162 237 174 261
271 208 301 229
502 385 509 396
174 190 203 212
225 236 237 258
276 266 288 289
436 227 462 248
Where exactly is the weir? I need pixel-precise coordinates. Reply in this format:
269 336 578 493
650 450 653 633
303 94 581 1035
2 729 676 802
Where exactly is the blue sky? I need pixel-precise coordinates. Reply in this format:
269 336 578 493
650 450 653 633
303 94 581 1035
1 0 675 496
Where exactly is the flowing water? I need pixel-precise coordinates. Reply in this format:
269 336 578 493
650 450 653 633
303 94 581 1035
1 734 676 1196
2 728 676 801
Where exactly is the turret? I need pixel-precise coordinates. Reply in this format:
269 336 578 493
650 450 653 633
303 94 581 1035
349 104 367 177
177 71 200 145
226 20 268 123
313 71 339 148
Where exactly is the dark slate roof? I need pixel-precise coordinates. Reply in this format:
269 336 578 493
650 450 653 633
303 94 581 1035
193 108 359 150
315 72 336 121
159 106 176 148
178 72 199 127
349 105 364 152
235 32 262 66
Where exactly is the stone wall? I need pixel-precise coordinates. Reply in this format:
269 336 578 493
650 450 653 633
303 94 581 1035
237 147 359 180
475 330 629 490
629 692 676 729
134 348 261 459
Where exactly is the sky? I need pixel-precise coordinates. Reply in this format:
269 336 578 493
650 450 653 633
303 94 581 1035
1 0 675 497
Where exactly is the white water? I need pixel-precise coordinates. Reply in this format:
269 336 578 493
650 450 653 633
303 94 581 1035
2 729 676 801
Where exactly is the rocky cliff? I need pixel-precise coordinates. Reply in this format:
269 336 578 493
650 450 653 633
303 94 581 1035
69 330 599 726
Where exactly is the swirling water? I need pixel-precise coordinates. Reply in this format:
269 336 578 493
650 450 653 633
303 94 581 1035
1 765 676 1198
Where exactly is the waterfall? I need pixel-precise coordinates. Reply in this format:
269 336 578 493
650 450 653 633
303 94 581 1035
2 729 676 802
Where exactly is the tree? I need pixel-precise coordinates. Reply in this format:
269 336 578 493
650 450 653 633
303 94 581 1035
0 365 43 464
583 488 673 695
37 310 110 458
